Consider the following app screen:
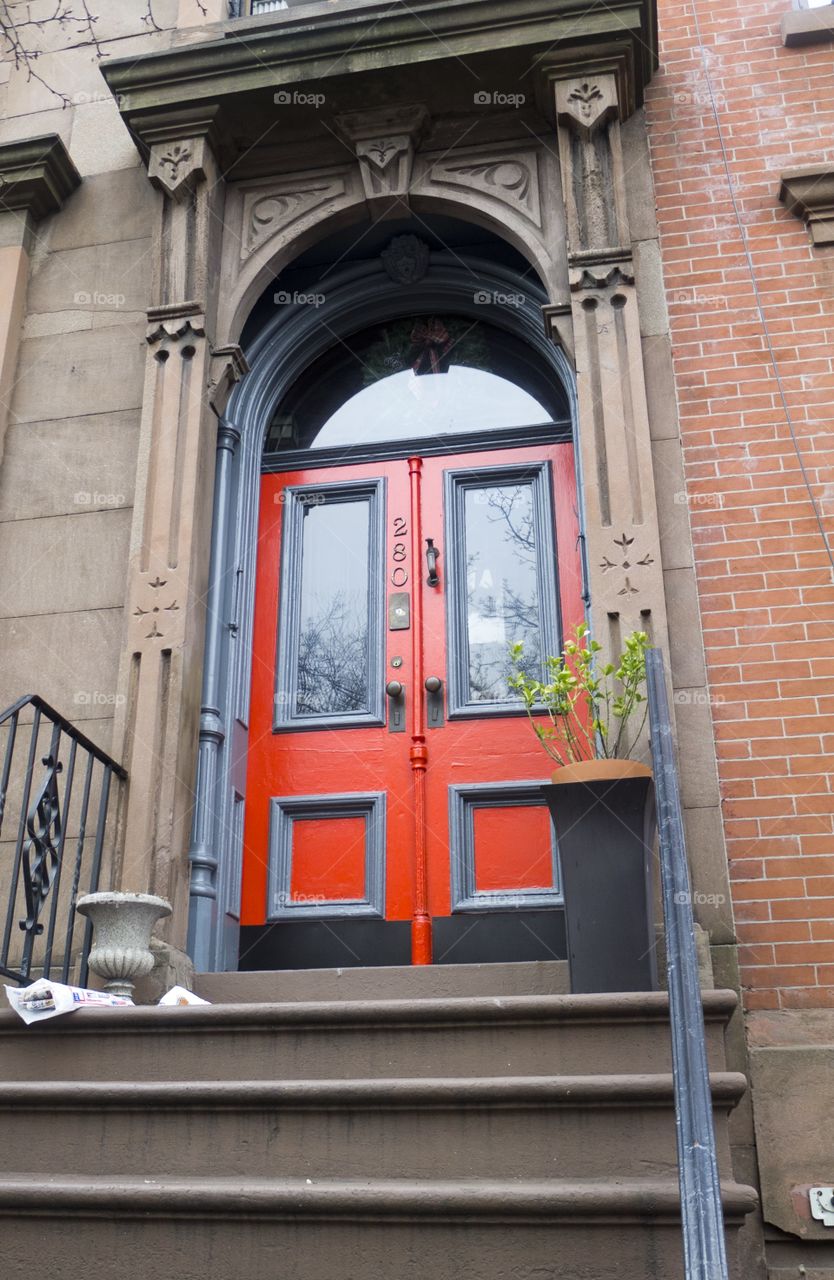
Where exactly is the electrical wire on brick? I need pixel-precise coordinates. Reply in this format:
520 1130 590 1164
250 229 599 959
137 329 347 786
689 0 834 580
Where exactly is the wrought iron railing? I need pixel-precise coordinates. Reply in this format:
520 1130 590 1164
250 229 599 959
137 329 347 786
646 648 730 1280
0 696 126 987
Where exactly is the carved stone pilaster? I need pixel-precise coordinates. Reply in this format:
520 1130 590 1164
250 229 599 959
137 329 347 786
112 118 232 946
336 105 429 208
540 68 670 670
568 266 669 654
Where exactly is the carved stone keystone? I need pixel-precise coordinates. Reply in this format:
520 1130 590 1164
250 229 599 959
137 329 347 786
336 105 429 206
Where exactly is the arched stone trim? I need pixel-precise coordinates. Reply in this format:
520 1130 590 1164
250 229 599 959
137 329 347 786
215 148 564 346
188 251 578 971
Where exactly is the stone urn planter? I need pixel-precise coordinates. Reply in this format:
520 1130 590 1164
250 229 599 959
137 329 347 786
543 759 658 995
76 892 172 998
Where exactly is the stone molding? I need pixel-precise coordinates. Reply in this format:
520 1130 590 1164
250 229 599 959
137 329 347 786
779 166 834 246
782 6 834 47
0 135 81 222
101 0 654 140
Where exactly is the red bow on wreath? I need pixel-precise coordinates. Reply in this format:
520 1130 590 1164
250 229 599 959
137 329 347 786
410 319 452 376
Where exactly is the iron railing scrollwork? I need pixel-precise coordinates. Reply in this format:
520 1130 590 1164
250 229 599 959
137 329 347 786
0 696 126 987
647 648 730 1280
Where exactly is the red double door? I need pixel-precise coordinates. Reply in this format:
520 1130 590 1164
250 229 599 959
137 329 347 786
241 441 582 968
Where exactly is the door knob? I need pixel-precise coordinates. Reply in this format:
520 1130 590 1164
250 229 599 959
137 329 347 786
386 680 405 699
424 676 443 695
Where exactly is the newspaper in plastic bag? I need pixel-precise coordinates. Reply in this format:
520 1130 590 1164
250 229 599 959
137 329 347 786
4 977 133 1025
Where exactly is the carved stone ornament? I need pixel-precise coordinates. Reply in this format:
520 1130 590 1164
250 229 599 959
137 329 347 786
599 531 655 599
426 152 541 227
569 260 635 292
146 302 206 347
542 303 575 364
381 235 431 285
242 175 347 260
148 134 210 201
336 105 429 204
208 343 250 416
554 75 619 141
131 571 185 647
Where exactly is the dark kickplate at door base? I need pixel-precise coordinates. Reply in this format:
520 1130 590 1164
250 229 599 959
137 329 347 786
239 910 566 970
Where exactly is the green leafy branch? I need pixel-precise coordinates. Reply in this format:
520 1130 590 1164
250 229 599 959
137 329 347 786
508 624 650 767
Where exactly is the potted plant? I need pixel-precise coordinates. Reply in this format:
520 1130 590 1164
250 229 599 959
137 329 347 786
510 625 658 994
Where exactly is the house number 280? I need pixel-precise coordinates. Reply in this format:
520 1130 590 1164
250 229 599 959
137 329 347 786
391 517 409 586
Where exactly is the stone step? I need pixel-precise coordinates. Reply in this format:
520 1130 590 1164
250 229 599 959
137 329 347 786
0 1174 758 1280
194 960 570 1003
0 1072 747 1179
0 990 737 1081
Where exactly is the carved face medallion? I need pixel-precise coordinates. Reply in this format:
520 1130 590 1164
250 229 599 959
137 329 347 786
381 235 431 285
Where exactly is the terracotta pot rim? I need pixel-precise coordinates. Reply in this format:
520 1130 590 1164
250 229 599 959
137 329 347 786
548 758 653 785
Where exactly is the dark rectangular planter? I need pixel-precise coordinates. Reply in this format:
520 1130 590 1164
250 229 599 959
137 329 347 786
543 765 658 994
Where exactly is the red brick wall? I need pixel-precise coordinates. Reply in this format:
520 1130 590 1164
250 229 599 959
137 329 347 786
646 0 834 1009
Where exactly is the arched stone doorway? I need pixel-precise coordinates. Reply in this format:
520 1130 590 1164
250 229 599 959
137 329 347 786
188 215 581 971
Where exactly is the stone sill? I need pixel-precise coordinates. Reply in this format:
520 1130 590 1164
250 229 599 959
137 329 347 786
782 6 834 47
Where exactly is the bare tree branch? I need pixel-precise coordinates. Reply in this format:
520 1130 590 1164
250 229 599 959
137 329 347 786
0 1 208 105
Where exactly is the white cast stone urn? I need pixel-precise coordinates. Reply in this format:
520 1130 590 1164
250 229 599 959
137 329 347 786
75 892 172 998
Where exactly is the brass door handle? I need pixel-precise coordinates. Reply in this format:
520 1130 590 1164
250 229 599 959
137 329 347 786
386 680 405 699
424 676 442 695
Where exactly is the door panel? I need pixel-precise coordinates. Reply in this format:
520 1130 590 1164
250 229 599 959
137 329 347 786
241 441 582 967
420 444 582 930
242 459 414 934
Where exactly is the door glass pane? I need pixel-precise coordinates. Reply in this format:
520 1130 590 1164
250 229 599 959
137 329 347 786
464 484 541 702
296 499 370 715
